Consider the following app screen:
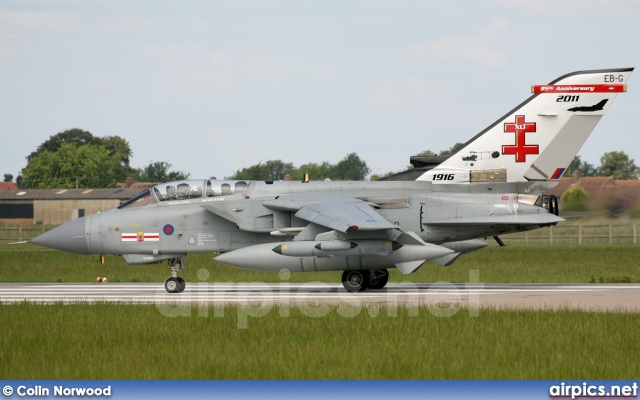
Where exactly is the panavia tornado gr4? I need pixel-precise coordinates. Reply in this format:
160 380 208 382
32 68 633 293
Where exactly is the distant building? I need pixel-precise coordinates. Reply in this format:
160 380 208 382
0 179 155 225
546 172 640 212
0 182 18 190
115 177 158 190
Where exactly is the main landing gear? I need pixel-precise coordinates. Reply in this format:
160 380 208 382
341 269 389 292
165 257 186 293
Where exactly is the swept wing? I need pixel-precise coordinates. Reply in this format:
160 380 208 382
263 196 396 233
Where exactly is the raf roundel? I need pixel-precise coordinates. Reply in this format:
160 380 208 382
163 224 174 236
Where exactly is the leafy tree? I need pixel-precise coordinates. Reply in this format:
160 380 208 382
560 187 590 211
227 163 267 180
439 142 464 155
101 135 133 167
28 128 134 169
135 161 190 182
333 153 370 181
21 128 198 188
375 169 405 180
27 129 101 162
3 174 12 182
597 151 640 180
408 143 464 171
229 153 371 181
229 160 294 181
563 156 597 177
20 144 125 188
414 149 437 157
414 143 464 158
262 160 295 180
291 161 334 181
24 129 138 187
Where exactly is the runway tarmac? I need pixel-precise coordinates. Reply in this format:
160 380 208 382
1 282 640 311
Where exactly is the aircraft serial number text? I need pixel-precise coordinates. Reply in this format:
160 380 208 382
432 173 455 181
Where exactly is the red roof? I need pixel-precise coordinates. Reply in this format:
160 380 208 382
0 182 18 190
545 177 573 197
546 176 617 201
615 180 640 207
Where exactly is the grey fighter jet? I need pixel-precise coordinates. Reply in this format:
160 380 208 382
32 68 633 293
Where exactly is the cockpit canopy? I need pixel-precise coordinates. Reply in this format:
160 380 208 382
118 179 249 210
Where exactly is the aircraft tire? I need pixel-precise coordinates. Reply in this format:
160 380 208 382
367 269 389 290
341 270 369 292
164 277 180 293
177 277 186 293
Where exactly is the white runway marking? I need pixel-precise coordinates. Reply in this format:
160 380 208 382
1 283 640 311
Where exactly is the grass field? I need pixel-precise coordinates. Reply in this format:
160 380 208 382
2 242 639 284
2 243 640 380
1 302 639 379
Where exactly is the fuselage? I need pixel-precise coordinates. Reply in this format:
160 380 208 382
34 178 557 265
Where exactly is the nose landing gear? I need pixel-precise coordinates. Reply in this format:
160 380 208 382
165 257 186 293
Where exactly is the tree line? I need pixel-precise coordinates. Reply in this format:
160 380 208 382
10 129 371 189
563 153 640 180
227 153 370 181
16 129 189 189
7 129 640 189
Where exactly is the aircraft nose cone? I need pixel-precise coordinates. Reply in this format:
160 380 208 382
31 216 90 254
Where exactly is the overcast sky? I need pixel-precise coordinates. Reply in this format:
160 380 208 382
2 0 639 181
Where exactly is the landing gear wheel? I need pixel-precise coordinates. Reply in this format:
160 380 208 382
164 257 186 293
165 277 180 293
342 270 370 292
176 277 186 293
368 269 389 290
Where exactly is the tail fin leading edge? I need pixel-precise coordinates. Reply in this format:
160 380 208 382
418 68 634 183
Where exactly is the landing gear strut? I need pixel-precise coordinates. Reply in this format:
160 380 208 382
368 269 390 290
341 269 389 292
164 258 186 293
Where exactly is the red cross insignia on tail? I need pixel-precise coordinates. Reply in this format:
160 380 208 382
502 115 539 163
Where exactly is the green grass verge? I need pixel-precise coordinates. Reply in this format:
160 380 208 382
2 243 640 284
2 244 640 380
1 303 639 379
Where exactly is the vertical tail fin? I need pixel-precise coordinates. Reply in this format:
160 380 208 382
418 68 634 183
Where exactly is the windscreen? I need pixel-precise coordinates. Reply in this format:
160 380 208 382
148 179 250 204
118 189 156 209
